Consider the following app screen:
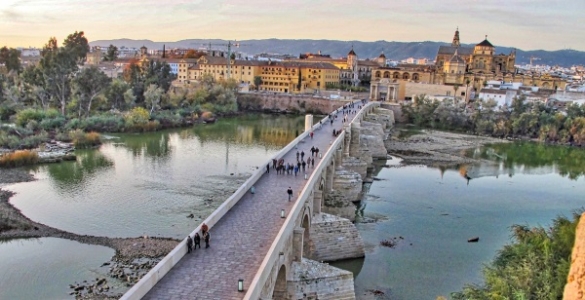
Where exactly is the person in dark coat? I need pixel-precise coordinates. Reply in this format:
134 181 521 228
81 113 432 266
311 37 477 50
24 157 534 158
186 236 192 253
204 231 210 248
193 233 201 249
287 187 293 201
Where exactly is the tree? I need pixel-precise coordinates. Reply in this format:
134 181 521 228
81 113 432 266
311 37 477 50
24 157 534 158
144 84 163 115
105 44 118 62
63 31 90 65
73 66 111 117
123 88 136 108
183 50 203 59
40 47 78 115
105 79 131 110
41 37 59 57
453 84 460 103
0 47 22 73
254 76 262 91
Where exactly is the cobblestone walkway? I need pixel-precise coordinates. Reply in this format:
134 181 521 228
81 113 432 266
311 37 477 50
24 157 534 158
144 105 363 300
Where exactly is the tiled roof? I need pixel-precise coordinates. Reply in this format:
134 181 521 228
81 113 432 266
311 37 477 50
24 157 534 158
437 46 473 56
262 61 339 70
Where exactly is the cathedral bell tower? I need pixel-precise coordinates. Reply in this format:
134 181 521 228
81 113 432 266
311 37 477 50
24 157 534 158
452 27 461 47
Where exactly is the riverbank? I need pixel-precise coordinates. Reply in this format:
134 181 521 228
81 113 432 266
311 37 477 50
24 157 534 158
385 126 507 167
0 174 179 299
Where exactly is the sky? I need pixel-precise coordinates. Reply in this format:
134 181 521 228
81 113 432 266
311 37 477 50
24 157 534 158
1 0 584 51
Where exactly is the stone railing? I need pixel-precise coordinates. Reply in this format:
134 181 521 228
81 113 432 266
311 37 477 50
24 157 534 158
243 101 378 300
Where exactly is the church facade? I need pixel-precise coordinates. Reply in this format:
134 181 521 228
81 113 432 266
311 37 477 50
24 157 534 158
369 28 567 102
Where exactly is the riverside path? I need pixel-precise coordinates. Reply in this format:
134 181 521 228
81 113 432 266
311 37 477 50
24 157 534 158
143 104 363 300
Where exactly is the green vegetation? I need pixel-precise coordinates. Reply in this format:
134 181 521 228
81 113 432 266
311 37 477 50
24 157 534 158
0 32 241 150
452 212 581 300
402 95 585 145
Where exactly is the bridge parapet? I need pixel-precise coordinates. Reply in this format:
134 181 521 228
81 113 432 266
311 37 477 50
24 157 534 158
121 101 378 299
244 101 380 300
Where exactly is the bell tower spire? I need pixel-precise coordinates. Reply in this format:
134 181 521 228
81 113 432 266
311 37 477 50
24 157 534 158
452 27 460 47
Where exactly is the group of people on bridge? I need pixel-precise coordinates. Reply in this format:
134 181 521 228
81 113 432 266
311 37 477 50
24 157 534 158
186 223 210 253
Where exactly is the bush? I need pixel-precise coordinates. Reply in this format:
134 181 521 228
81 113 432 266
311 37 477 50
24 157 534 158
15 109 45 127
15 108 61 127
26 120 39 131
19 131 49 149
0 150 39 168
452 213 581 300
152 111 183 128
69 130 102 148
0 105 17 121
39 116 67 131
82 115 125 132
0 132 20 149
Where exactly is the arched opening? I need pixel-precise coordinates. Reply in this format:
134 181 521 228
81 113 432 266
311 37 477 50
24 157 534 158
392 72 400 79
302 214 311 258
542 82 550 89
412 73 420 82
272 265 287 300
383 71 390 78
402 73 410 80
375 71 381 78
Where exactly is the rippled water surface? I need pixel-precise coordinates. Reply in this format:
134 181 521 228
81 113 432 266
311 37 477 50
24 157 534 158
0 238 116 300
333 142 585 299
3 114 305 298
8 114 305 238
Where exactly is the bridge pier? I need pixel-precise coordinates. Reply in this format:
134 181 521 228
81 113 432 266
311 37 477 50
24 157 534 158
293 228 304 262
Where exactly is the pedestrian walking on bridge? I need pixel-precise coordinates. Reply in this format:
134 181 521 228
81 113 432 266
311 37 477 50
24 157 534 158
186 236 192 253
194 233 201 249
203 231 210 248
287 187 293 201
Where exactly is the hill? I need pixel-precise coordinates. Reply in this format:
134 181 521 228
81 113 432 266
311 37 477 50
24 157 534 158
90 38 585 67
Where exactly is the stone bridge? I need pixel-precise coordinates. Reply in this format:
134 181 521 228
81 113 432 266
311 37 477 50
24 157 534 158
121 100 395 300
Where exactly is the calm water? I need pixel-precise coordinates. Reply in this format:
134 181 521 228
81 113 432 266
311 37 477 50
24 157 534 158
0 238 116 300
7 114 305 238
2 114 304 298
4 117 585 299
333 142 585 299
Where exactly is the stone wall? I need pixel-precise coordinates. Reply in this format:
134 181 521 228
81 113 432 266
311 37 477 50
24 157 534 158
288 258 355 300
308 213 365 262
381 103 406 123
237 93 348 115
564 213 585 300
398 81 457 100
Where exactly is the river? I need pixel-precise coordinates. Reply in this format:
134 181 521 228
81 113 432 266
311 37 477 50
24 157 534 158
1 113 305 298
332 141 585 299
2 117 585 299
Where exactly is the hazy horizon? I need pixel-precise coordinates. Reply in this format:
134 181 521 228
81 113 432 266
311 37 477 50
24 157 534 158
2 0 584 51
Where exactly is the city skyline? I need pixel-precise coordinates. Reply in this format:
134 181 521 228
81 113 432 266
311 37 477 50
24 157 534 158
1 0 584 51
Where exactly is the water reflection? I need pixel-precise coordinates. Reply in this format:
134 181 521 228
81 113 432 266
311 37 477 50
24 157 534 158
462 142 585 181
31 150 114 192
191 114 306 148
114 132 173 161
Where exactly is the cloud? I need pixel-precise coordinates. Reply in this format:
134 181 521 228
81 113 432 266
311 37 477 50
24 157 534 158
0 0 583 51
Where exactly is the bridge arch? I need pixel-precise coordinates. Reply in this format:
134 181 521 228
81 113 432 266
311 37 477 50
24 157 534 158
272 265 287 300
301 210 311 258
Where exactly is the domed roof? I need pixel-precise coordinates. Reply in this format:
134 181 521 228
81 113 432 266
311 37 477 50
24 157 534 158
476 37 494 48
378 52 386 58
348 48 356 56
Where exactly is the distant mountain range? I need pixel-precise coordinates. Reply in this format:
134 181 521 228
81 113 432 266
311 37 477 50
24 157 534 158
90 38 585 67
